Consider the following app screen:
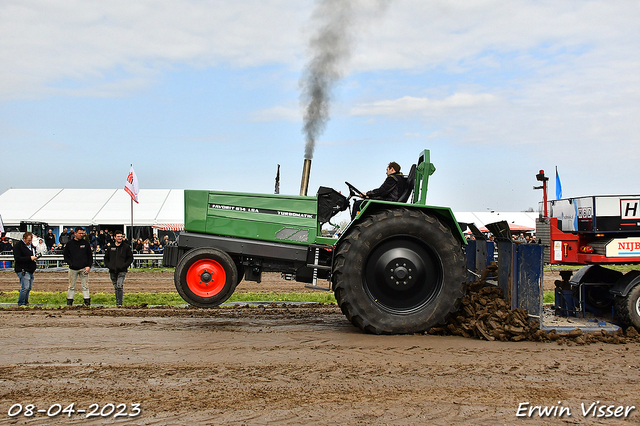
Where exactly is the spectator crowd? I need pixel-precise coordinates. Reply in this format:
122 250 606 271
1 228 173 257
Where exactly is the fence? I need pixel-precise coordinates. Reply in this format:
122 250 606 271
0 253 165 269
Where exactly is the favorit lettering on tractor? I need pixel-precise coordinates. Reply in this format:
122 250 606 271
164 149 467 334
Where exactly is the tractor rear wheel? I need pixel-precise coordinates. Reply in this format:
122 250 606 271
615 284 640 329
175 247 238 308
333 208 466 334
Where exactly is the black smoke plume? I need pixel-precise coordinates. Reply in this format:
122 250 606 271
300 0 390 160
300 0 354 160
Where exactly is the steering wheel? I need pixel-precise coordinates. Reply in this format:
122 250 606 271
345 182 365 200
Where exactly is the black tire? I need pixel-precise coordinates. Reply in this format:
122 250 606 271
333 208 466 334
615 284 640 329
175 247 238 308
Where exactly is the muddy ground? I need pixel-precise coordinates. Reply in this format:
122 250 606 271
1 270 638 425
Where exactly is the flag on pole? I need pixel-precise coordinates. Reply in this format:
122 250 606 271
274 164 280 194
555 166 562 200
125 165 139 203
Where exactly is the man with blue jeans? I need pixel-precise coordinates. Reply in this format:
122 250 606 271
13 232 37 306
104 230 134 306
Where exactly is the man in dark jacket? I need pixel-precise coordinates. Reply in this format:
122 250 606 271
364 162 406 201
104 230 134 306
59 228 71 247
45 229 56 251
352 162 407 218
13 232 37 306
63 227 93 306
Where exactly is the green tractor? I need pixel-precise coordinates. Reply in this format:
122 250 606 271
163 149 467 334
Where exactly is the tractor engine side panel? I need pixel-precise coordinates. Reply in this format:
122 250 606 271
184 189 318 245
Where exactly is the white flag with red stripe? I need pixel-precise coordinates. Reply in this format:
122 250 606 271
124 166 139 203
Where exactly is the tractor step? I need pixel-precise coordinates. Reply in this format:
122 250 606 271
306 264 331 270
304 284 331 291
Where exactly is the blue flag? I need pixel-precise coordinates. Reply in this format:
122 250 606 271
555 166 562 200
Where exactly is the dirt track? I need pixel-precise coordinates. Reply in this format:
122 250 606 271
1 270 639 425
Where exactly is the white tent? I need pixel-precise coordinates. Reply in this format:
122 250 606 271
0 188 184 227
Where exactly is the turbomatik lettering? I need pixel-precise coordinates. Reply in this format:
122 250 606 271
277 211 314 219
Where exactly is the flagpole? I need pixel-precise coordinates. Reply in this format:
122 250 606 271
125 163 139 241
130 163 134 240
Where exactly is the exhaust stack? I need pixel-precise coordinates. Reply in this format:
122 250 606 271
299 159 312 196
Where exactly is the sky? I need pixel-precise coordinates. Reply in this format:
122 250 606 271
2 0 640 213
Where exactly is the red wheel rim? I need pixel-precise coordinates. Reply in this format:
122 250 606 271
185 259 226 297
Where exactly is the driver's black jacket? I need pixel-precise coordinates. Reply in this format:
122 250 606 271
366 172 406 201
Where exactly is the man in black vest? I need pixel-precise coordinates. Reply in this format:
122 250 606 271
64 227 93 306
13 232 37 306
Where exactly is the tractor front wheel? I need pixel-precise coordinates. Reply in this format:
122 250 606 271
175 247 238 307
333 208 466 334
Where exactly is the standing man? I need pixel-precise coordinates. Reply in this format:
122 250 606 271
98 229 106 248
64 227 93 306
45 229 56 251
104 230 134 306
59 228 71 247
13 232 38 306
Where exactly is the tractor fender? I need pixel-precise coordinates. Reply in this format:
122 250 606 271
569 264 623 287
340 200 467 247
610 270 640 297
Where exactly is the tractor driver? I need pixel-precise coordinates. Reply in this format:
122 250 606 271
352 162 406 218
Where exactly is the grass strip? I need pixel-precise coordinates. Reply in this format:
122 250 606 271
0 291 337 306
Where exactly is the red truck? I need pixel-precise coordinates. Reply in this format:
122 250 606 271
535 170 640 329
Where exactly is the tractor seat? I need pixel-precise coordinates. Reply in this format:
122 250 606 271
397 164 416 203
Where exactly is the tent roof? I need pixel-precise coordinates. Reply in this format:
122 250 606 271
0 188 184 226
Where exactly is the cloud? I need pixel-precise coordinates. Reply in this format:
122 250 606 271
2 0 639 101
0 0 307 101
350 1 640 72
250 105 301 122
350 93 500 116
335 1 640 163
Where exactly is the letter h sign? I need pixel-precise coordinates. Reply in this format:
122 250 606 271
621 199 640 220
